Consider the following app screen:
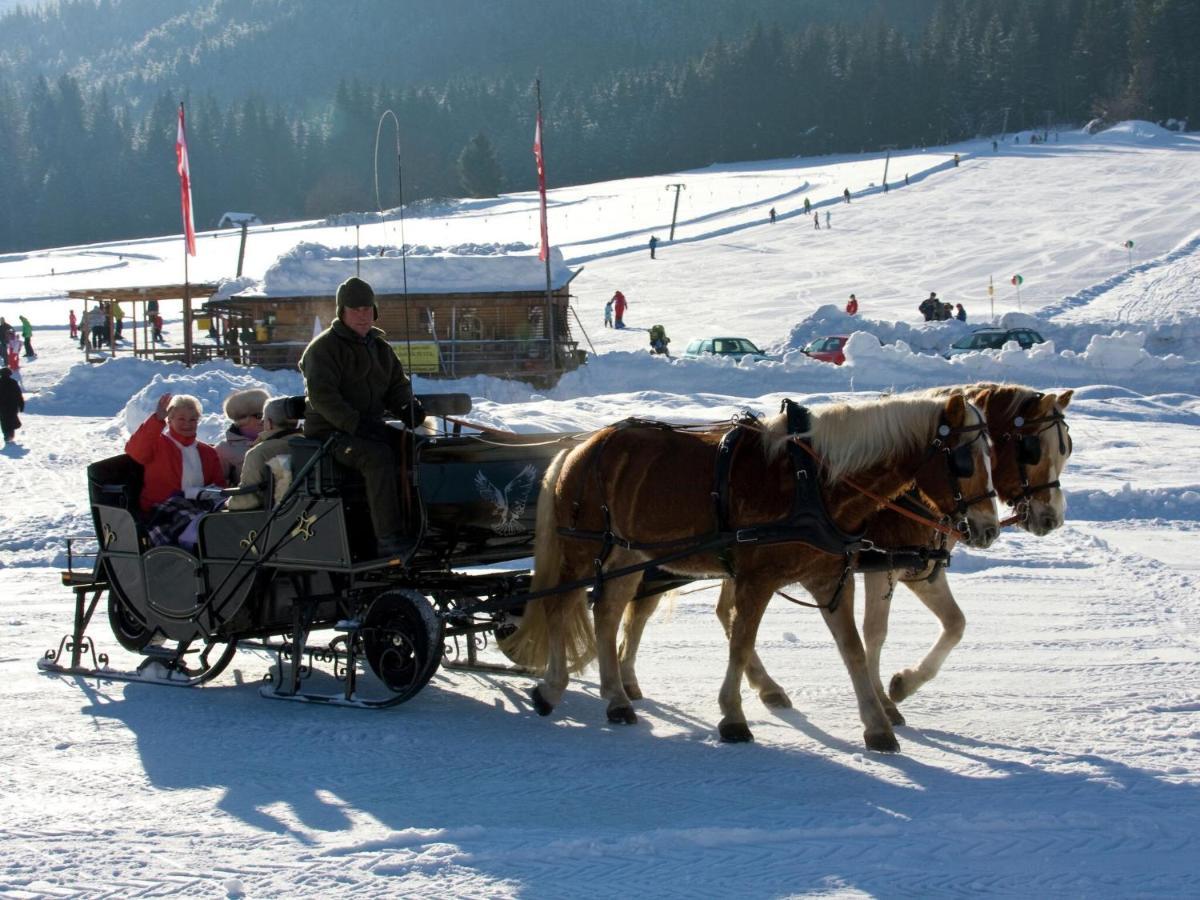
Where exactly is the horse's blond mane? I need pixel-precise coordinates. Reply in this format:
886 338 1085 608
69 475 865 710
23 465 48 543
763 395 949 481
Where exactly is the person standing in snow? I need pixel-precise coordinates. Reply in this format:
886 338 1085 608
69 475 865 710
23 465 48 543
611 290 628 328
813 212 820 230
19 315 34 358
603 297 613 328
846 294 859 316
919 292 939 322
69 309 78 340
648 235 658 259
824 210 831 229
0 367 23 444
843 188 851 203
955 303 967 322
0 318 11 352
803 197 811 215
769 207 776 224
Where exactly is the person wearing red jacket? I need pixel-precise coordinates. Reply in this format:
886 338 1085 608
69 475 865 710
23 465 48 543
846 294 859 316
611 290 628 328
125 393 226 546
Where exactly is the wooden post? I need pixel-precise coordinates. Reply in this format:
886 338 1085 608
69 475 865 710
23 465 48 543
666 183 686 241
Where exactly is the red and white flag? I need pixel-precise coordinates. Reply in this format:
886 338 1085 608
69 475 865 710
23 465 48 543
176 103 196 256
533 111 549 262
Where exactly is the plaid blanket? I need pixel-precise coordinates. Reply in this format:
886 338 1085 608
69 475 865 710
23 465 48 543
146 493 226 550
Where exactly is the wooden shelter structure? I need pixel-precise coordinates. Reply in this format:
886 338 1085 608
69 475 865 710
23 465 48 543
67 283 220 366
203 248 588 384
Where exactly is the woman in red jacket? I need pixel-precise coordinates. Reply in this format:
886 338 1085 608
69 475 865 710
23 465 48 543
125 392 226 546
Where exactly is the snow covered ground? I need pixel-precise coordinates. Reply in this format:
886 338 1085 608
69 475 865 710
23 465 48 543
1 123 1199 898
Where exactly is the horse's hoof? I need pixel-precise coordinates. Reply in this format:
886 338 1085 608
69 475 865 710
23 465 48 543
607 705 637 725
719 722 754 743
623 683 643 701
760 689 792 709
530 686 554 717
865 730 901 753
884 704 906 727
888 673 911 703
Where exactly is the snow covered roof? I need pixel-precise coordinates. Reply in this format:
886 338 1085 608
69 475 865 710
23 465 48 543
238 242 576 299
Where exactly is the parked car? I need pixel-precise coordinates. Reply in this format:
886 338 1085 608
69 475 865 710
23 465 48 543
945 327 1046 358
801 334 849 365
682 336 770 361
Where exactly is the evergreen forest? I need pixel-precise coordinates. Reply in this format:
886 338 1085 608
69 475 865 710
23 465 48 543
0 0 1196 253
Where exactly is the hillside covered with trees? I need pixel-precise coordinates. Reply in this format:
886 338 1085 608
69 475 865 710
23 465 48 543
0 0 1195 252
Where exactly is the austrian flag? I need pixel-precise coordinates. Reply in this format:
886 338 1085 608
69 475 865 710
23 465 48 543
176 103 196 256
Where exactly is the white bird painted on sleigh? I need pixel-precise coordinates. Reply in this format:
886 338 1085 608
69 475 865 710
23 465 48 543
474 465 539 535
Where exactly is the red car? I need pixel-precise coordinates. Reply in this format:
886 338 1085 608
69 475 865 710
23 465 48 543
801 334 848 365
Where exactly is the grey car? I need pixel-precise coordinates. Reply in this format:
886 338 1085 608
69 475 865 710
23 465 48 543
946 327 1045 358
682 336 770 361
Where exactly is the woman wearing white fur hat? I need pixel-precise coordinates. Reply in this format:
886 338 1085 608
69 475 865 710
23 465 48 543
215 387 268 484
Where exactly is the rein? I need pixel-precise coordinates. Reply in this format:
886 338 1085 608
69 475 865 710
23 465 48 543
790 439 955 537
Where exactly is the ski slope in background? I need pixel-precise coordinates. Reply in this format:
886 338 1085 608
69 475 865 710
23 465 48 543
1 123 1199 898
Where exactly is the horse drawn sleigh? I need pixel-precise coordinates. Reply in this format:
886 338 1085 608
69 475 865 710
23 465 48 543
39 384 1072 751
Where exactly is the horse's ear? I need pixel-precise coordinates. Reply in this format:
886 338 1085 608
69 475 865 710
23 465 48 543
972 387 994 416
1035 392 1058 416
944 392 967 426
1056 389 1074 410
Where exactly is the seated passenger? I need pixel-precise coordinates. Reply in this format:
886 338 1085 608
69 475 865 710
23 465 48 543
299 276 425 558
125 392 226 547
226 397 302 511
214 387 267 484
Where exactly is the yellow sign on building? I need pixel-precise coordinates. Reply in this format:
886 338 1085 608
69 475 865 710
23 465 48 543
390 341 442 374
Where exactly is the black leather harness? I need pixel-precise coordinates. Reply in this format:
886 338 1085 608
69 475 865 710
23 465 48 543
556 400 958 613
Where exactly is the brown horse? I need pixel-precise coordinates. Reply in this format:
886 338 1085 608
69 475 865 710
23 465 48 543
862 384 1074 720
694 384 1074 728
501 392 999 752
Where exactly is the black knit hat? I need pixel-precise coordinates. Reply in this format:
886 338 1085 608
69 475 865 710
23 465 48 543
336 276 377 320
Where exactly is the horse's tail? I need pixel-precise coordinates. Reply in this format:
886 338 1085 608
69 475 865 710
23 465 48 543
498 448 596 673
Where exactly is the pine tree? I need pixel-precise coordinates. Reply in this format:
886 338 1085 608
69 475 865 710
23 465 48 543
457 131 503 197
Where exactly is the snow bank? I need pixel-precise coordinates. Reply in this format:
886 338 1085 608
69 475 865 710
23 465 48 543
252 242 574 296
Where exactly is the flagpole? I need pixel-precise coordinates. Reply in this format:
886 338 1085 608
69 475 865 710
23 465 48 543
179 102 194 366
536 79 557 371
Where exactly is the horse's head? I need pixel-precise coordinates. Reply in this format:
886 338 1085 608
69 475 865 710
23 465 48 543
989 389 1074 535
914 393 1000 548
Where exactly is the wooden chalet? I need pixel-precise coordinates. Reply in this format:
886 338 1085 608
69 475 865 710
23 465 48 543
203 247 587 384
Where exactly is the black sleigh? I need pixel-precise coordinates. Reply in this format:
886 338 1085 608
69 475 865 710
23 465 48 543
39 393 621 707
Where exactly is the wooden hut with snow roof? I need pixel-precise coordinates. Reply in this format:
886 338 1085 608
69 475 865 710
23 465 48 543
203 245 586 384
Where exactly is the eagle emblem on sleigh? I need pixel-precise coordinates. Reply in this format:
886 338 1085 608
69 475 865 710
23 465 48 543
474 465 539 535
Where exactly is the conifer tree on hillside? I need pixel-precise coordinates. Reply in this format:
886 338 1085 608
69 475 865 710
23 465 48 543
457 132 503 198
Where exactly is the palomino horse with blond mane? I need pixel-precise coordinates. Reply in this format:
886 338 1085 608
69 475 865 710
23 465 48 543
645 384 1073 732
502 392 999 752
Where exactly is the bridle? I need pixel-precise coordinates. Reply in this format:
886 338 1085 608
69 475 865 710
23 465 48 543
996 395 1071 521
924 407 996 537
